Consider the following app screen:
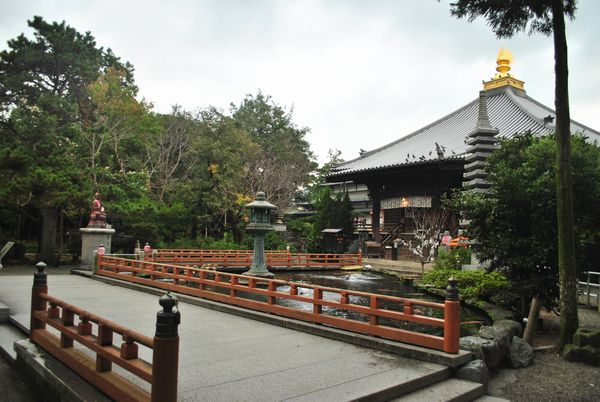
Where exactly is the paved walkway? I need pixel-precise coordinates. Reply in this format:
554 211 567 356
0 272 449 401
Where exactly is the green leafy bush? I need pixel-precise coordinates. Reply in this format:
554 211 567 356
434 247 471 270
197 236 246 250
421 269 508 300
241 232 289 251
445 133 600 309
129 222 160 246
160 238 199 249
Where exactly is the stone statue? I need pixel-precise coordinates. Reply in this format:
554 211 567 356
88 192 107 228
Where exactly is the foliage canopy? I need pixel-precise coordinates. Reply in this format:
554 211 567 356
0 17 318 256
447 132 600 310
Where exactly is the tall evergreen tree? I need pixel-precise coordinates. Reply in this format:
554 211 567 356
0 17 133 262
447 0 578 350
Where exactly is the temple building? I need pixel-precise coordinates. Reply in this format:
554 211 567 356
325 49 600 256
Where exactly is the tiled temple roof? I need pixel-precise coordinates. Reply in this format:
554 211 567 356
329 86 600 177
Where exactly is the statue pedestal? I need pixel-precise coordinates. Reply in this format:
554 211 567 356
80 227 115 270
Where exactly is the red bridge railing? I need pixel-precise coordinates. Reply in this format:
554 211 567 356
30 262 180 402
147 249 363 269
97 255 460 353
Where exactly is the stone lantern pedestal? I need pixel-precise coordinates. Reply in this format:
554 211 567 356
80 227 115 270
243 192 276 279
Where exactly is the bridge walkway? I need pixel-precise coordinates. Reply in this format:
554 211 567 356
0 271 476 401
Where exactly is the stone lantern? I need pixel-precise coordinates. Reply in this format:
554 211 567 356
243 191 276 278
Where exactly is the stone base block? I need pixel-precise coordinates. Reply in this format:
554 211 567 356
79 227 115 270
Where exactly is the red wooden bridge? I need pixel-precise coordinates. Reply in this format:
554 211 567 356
97 254 460 354
145 248 363 269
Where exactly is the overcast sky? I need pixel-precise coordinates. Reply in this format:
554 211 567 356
1 0 599 163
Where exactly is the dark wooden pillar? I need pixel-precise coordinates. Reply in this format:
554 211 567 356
368 183 382 243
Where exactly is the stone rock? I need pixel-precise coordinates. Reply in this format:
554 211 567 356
478 325 511 362
562 344 600 366
494 319 522 339
456 359 489 392
460 336 486 361
478 301 515 322
573 329 600 348
507 336 533 368
460 336 503 369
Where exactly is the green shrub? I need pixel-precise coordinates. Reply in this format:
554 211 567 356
434 247 471 270
197 236 246 250
160 238 199 249
421 268 508 300
241 232 289 251
129 222 161 245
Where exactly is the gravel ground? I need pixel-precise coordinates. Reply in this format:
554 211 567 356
488 350 600 402
488 307 600 402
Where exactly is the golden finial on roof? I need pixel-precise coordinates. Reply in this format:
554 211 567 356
483 48 525 92
493 48 512 79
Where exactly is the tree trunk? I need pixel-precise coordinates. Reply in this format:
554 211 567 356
523 295 541 346
552 0 578 352
40 206 59 264
191 221 197 241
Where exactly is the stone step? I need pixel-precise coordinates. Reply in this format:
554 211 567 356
287 365 451 402
390 378 484 402
0 302 9 323
14 339 111 402
0 322 27 363
472 395 510 402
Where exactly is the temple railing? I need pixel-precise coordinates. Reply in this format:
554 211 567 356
578 271 600 308
97 255 460 353
30 262 180 402
147 249 363 268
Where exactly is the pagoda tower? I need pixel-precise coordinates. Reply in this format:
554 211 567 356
463 48 524 192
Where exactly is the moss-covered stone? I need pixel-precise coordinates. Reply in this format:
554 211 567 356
562 344 600 366
494 319 523 339
573 328 600 348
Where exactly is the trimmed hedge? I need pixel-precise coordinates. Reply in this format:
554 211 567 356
421 268 508 300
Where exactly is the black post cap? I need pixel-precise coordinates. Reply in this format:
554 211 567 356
34 261 47 287
155 293 180 338
446 277 459 301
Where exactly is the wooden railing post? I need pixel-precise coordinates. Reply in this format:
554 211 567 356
30 261 48 334
369 296 379 326
96 324 113 372
443 277 460 354
267 281 276 305
94 251 103 275
61 308 75 348
152 293 180 402
313 288 322 315
357 249 363 265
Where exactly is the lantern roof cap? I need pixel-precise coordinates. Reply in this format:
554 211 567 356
245 191 277 209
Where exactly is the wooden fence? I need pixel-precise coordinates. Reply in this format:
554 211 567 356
30 262 180 402
97 255 460 353
147 249 362 269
